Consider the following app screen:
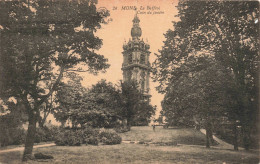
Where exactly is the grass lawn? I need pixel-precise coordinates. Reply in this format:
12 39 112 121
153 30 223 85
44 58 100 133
1 143 259 164
120 126 216 146
1 126 258 163
0 142 54 151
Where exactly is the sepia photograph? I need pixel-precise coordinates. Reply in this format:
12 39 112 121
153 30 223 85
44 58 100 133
0 0 259 163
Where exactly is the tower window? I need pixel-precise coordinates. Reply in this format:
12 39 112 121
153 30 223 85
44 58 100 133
140 71 145 92
127 71 132 81
128 54 132 63
140 54 145 64
141 80 145 92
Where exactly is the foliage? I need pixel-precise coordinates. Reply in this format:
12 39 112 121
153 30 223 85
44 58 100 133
54 79 124 128
131 101 156 126
114 125 130 133
85 137 99 145
121 81 156 126
120 81 141 126
153 1 259 149
34 127 55 143
161 55 233 125
0 127 26 147
82 127 99 145
0 101 27 146
99 130 122 145
54 129 83 146
55 79 156 128
0 124 58 147
0 0 110 159
54 127 122 146
53 73 88 127
67 130 83 146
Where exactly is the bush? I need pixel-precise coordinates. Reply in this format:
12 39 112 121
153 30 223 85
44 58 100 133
82 127 99 139
54 129 83 146
67 130 82 146
0 127 26 146
114 126 130 133
54 129 68 146
54 127 99 146
1 125 58 147
85 137 99 145
54 127 122 146
35 128 45 143
10 128 26 145
34 127 56 143
99 130 122 145
81 127 99 145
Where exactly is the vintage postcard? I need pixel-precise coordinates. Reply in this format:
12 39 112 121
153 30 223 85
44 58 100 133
0 0 259 163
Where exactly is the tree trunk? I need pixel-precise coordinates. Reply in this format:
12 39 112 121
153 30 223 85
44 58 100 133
209 129 214 145
22 111 37 161
205 121 212 148
206 128 210 148
233 122 238 151
127 117 132 127
242 125 250 150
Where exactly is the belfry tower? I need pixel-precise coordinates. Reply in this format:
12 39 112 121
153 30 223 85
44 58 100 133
122 14 151 100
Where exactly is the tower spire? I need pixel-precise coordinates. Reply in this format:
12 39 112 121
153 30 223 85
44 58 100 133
131 13 142 40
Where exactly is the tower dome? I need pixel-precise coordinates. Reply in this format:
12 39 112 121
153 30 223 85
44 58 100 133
131 14 142 38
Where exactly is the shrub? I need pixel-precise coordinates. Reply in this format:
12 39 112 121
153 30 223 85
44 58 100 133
34 127 56 143
67 130 82 146
42 126 57 141
85 136 99 145
10 128 26 145
81 127 99 145
54 127 99 146
99 130 122 145
54 129 83 146
35 128 45 143
1 125 58 146
54 127 122 146
82 127 99 139
114 126 130 133
54 129 68 146
0 127 26 146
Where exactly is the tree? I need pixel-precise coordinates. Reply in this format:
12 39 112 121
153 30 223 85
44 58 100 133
153 1 258 150
37 92 56 128
132 101 156 126
88 80 125 127
53 72 88 127
54 79 124 128
0 0 109 160
160 54 233 148
120 80 156 126
55 79 155 129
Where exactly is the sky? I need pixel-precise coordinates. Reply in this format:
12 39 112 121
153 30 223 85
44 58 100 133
80 0 179 117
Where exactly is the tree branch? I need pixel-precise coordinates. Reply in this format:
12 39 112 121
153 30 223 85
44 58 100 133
39 66 65 105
